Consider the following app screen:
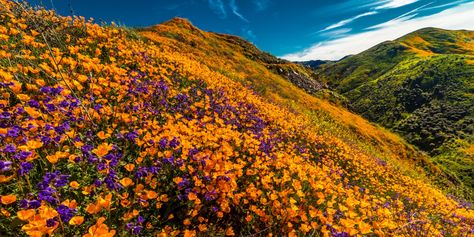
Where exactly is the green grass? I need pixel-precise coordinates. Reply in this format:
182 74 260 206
314 28 474 199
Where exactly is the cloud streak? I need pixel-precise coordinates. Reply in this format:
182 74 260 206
230 0 249 22
423 0 470 11
207 0 249 22
319 28 352 38
281 2 474 61
321 11 378 31
367 2 433 30
375 0 419 9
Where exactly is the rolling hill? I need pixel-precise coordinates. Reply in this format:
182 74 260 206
312 27 474 196
0 1 473 236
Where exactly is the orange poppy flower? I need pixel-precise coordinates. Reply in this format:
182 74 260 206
225 227 235 236
0 175 14 183
183 219 191 226
120 199 131 207
86 203 101 215
26 140 43 150
97 131 110 140
198 224 208 232
24 107 41 119
145 190 158 200
183 230 196 237
358 221 372 234
1 195 16 205
119 178 133 187
98 193 112 209
17 209 36 221
187 192 197 201
93 143 113 157
0 69 13 82
61 199 78 209
46 154 59 164
69 216 85 225
83 217 116 237
124 163 135 172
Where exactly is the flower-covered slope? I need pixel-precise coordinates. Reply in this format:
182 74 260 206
140 18 463 196
0 1 473 236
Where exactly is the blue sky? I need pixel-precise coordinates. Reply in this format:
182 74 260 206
28 0 474 60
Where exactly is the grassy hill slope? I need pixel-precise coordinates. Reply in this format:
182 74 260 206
314 28 474 194
0 2 472 236
140 19 473 197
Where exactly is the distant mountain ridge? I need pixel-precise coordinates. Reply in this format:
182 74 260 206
297 60 332 69
312 27 474 192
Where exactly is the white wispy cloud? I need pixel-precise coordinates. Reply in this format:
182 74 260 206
423 0 470 10
230 0 249 22
281 2 474 61
366 15 416 30
207 0 249 22
322 11 378 31
207 0 226 18
367 2 433 29
375 0 420 9
319 28 353 38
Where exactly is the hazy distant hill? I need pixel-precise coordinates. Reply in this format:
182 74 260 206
298 60 333 69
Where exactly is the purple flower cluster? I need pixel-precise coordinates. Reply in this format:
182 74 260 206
19 161 34 176
19 199 42 209
56 204 76 222
36 171 70 204
39 86 63 96
126 216 145 235
0 160 12 172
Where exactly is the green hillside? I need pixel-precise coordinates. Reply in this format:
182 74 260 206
314 27 474 194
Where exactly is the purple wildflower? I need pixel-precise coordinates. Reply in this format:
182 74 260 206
46 218 57 227
56 205 76 222
169 137 179 148
19 162 34 176
4 144 16 153
158 138 168 149
0 160 13 172
7 127 20 137
132 226 142 235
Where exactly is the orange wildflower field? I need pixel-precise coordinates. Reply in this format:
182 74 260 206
0 1 473 236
